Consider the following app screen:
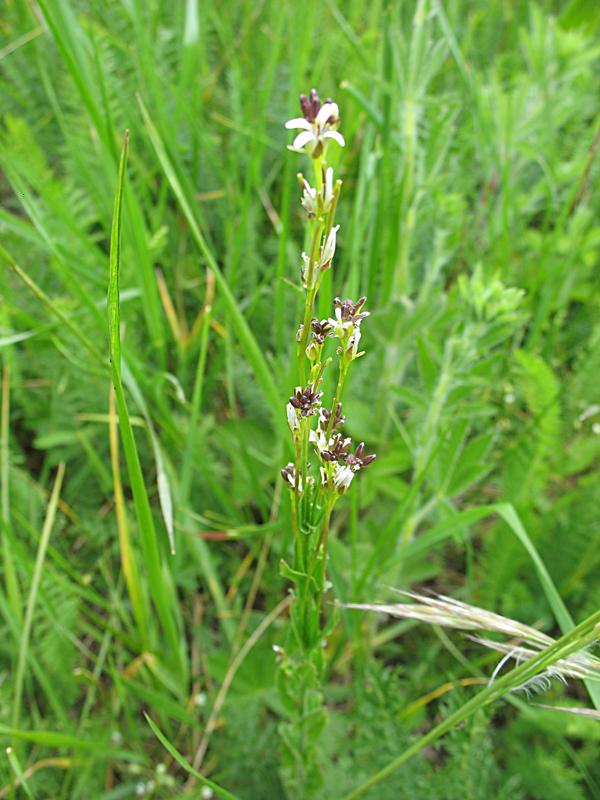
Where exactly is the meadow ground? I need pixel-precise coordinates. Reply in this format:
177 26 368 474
1 1 600 797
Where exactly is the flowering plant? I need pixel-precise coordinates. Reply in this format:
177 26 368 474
276 88 375 796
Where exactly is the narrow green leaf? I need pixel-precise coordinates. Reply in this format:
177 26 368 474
494 502 600 709
145 714 240 800
6 747 35 799
107 132 184 674
0 725 140 760
13 463 65 726
0 364 21 627
121 362 175 554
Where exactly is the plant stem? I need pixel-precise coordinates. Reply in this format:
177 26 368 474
298 222 324 383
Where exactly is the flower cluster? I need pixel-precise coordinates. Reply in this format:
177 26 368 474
289 384 323 416
286 384 323 438
319 402 345 430
309 414 375 494
282 92 376 500
328 296 369 361
299 167 336 219
302 296 371 363
281 463 301 491
277 89 377 790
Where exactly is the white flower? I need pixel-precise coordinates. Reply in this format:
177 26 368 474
319 224 339 269
301 225 340 287
285 102 345 157
328 306 352 337
299 168 335 218
301 179 318 217
347 326 362 360
281 462 302 493
300 252 318 289
333 464 355 493
328 315 351 341
323 167 335 211
286 402 301 433
320 466 329 487
327 298 369 359
309 427 330 453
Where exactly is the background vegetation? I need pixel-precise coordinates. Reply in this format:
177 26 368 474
1 0 600 796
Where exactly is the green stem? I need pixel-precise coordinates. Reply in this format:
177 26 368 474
313 156 323 191
308 497 334 579
293 438 302 533
325 356 349 440
298 221 324 383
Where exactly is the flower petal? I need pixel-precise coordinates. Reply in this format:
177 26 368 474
325 167 333 203
316 102 338 125
323 130 345 147
334 464 354 491
286 402 300 432
291 130 315 151
321 224 339 266
285 117 312 131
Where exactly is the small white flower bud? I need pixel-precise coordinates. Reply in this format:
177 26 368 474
306 341 320 360
322 167 336 213
300 252 318 288
301 179 318 218
333 465 355 493
319 225 339 269
286 402 301 434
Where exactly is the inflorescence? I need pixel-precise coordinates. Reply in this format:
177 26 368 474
282 88 376 500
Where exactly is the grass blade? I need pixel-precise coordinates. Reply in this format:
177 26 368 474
108 132 184 673
5 747 35 800
12 462 65 726
108 387 150 650
144 714 240 800
494 502 600 709
0 726 140 760
1 363 21 626
121 362 175 555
